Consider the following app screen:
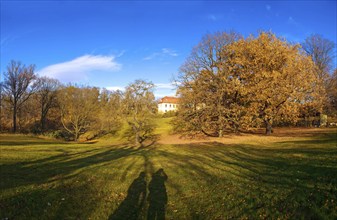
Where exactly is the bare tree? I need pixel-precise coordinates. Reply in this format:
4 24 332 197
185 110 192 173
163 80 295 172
176 31 242 137
326 69 337 116
0 81 3 131
36 76 60 132
122 79 157 146
302 34 335 83
3 61 37 132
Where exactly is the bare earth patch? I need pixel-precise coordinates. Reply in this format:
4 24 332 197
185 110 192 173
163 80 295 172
158 127 337 145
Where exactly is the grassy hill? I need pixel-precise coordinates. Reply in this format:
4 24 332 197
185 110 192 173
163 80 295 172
0 126 336 219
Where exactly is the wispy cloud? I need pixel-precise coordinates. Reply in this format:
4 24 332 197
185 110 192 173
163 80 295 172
37 55 121 82
207 14 224 21
154 90 176 98
143 48 178 61
265 5 271 11
287 16 300 26
104 83 177 98
0 35 18 50
208 14 217 21
154 82 177 98
155 83 176 89
0 36 11 47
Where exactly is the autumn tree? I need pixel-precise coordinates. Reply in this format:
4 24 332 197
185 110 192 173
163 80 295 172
176 32 321 136
2 61 37 132
225 32 320 134
122 79 157 146
58 85 99 141
35 76 60 132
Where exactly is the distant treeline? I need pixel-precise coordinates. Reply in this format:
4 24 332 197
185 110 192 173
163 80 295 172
0 31 336 140
0 72 157 144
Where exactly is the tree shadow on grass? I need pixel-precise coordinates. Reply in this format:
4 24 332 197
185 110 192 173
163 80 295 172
110 172 147 220
1 143 162 219
154 138 337 219
0 146 140 191
0 176 103 220
0 134 71 146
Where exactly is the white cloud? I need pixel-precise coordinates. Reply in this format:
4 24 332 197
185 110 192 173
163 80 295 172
143 48 178 60
106 86 125 91
37 54 121 82
266 5 271 11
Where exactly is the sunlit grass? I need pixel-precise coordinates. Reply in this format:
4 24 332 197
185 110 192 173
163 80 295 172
0 128 336 219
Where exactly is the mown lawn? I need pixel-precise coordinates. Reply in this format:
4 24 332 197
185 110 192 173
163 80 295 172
0 128 336 219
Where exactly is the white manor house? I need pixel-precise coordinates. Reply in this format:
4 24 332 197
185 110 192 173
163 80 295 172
158 96 179 113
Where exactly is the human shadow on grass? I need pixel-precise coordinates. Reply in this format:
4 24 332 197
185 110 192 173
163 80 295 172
147 168 168 220
110 172 147 220
110 168 168 220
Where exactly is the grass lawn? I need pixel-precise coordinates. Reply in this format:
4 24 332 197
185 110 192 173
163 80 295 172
0 127 337 219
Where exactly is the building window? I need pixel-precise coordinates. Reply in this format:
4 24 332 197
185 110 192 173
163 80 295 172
169 104 171 108
165 104 167 107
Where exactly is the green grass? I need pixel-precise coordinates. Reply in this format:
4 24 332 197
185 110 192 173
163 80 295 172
153 117 173 136
1 129 337 219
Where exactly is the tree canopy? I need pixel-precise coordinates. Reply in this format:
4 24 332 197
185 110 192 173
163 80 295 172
176 32 323 136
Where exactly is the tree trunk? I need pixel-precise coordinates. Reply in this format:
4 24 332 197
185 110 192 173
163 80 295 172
218 129 223 138
74 132 79 142
265 120 273 135
40 115 45 132
41 105 46 132
135 131 140 146
13 103 17 133
74 127 79 141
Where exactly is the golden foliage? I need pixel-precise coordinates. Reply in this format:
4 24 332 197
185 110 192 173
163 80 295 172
176 32 323 136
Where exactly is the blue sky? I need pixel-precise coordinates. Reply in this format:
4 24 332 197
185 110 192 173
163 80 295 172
1 0 336 97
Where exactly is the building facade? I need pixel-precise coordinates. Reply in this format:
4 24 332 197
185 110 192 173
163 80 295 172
158 96 179 113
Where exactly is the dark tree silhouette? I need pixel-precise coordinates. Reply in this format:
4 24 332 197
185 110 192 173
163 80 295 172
147 168 168 220
3 61 37 132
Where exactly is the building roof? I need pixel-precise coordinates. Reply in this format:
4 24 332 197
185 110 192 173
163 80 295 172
159 96 179 104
